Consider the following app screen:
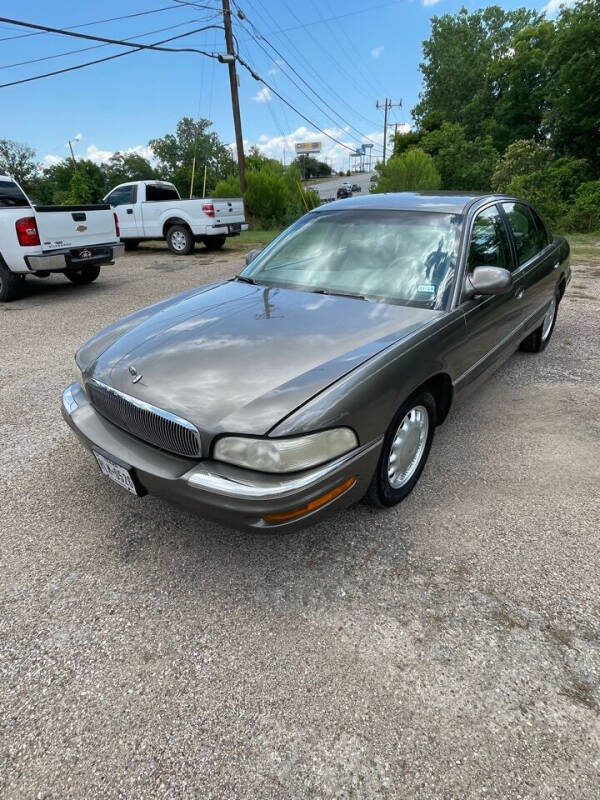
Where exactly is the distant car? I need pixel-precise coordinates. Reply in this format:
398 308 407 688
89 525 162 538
370 174 378 183
336 186 352 199
351 184 362 193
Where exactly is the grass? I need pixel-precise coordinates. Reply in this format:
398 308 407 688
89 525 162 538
560 232 600 264
237 229 280 246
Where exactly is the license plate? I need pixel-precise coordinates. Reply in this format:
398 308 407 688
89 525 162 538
78 248 93 259
229 223 241 233
93 451 140 496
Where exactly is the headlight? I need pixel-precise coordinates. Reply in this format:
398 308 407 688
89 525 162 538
213 428 358 473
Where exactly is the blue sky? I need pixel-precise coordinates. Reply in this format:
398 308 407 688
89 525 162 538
1 0 559 171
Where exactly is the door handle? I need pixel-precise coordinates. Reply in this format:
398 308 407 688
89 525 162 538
514 289 525 300
126 208 133 214
553 261 560 270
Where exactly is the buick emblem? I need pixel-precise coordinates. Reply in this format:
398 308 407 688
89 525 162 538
128 365 142 384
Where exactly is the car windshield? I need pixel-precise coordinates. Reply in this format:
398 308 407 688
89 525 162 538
242 209 462 308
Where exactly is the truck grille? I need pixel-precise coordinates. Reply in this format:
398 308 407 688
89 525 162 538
86 379 202 458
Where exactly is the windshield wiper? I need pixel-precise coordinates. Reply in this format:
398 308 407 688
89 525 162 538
312 288 368 301
235 275 257 285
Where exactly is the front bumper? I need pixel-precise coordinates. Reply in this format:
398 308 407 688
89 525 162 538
62 383 382 532
26 243 125 272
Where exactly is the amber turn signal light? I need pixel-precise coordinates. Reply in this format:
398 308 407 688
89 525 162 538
263 477 357 524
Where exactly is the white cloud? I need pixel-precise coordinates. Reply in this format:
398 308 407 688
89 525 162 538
422 0 441 6
371 45 384 59
41 143 155 168
42 154 62 167
542 0 575 14
252 87 272 103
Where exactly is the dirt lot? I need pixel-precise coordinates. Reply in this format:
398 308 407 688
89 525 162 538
1 238 599 799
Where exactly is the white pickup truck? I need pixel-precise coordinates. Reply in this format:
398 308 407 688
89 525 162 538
0 175 124 302
104 180 248 255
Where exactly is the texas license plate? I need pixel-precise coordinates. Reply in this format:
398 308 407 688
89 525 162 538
93 451 140 496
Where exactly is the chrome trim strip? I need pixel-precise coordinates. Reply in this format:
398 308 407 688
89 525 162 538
187 437 383 499
453 304 546 387
87 378 202 456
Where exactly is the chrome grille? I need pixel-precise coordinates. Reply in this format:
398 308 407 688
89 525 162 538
86 379 201 458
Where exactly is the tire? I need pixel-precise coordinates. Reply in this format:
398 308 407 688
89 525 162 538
203 236 226 251
124 240 139 251
0 262 25 301
65 265 101 285
365 390 436 508
167 225 194 255
519 292 559 353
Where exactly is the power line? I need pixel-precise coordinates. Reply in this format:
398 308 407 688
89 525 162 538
0 4 198 42
233 6 382 153
0 27 221 90
0 16 218 70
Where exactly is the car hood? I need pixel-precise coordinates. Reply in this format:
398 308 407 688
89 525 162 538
89 280 438 435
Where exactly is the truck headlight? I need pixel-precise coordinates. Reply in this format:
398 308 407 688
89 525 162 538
213 428 358 473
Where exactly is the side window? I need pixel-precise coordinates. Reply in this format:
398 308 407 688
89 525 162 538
502 202 546 265
106 185 135 206
468 206 512 271
528 206 550 247
145 184 179 202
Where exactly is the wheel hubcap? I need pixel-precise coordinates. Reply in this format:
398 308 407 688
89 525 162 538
542 296 556 341
387 405 429 488
171 231 187 251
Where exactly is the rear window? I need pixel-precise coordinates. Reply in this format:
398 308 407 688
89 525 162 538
0 180 30 208
145 184 179 202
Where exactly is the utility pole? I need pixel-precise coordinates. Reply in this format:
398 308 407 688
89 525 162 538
376 99 402 165
221 0 246 192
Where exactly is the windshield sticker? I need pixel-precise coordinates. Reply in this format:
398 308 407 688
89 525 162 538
417 284 436 294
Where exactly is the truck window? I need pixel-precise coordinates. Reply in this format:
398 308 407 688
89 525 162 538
106 185 136 206
0 180 30 208
145 184 180 202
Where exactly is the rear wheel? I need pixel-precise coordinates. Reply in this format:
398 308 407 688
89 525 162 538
65 265 101 285
365 390 436 507
203 236 226 251
520 292 559 353
0 262 25 301
167 225 194 255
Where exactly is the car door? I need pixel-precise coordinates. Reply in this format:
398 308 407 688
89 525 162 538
106 184 138 238
453 203 521 388
500 202 558 325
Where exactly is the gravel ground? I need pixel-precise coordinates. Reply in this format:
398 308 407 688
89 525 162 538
1 240 599 799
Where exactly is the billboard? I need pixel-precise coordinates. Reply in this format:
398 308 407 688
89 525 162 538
294 141 322 154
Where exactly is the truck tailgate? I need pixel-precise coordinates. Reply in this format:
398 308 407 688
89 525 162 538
211 198 245 224
35 204 116 251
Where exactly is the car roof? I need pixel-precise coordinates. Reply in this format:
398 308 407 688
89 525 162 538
314 191 513 215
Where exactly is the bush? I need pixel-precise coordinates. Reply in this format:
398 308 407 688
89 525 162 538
491 139 550 192
566 181 600 232
420 122 498 191
374 148 441 192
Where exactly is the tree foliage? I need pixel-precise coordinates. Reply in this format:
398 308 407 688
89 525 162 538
0 139 39 187
291 155 332 179
102 152 157 187
491 139 551 192
420 122 498 190
374 149 441 193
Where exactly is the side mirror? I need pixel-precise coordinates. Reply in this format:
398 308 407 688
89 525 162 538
245 247 262 266
464 266 513 298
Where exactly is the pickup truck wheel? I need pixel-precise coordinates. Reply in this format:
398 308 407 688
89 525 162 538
167 225 194 255
124 240 139 251
365 390 436 508
519 293 559 353
0 262 25 301
203 236 226 251
65 265 101 285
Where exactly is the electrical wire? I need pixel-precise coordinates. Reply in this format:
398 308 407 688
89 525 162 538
0 27 220 90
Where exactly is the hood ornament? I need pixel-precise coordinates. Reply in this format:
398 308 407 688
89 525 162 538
128 365 142 384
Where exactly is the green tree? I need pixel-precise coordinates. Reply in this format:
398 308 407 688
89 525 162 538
33 159 106 205
566 181 600 232
292 155 332 179
413 6 540 142
491 139 551 192
507 157 590 228
149 117 235 197
67 170 93 204
374 149 441 192
0 139 39 187
420 122 498 190
544 0 600 174
102 152 157 187
392 130 422 157
245 145 283 174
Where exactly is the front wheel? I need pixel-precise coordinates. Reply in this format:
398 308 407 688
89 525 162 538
519 293 559 353
202 236 226 251
365 390 436 507
65 265 101 285
167 225 194 255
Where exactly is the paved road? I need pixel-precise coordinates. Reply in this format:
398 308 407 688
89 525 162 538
308 171 373 201
1 238 599 798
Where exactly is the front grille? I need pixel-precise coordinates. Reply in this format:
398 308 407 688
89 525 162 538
86 380 201 458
